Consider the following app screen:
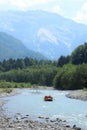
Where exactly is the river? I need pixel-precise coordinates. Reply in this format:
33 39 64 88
3 89 87 130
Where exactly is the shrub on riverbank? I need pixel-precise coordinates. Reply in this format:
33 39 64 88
0 66 58 86
54 63 87 90
0 88 12 93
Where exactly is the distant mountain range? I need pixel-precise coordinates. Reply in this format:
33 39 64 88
0 32 46 61
0 10 87 60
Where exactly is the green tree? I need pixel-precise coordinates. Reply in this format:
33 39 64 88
57 55 70 67
15 59 25 69
72 43 87 65
72 64 87 89
54 64 76 90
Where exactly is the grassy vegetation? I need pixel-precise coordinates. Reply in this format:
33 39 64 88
0 88 12 93
83 88 87 91
0 80 32 88
0 81 32 94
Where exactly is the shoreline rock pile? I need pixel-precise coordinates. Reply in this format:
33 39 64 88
0 112 82 130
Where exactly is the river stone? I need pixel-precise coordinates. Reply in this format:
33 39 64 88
17 127 22 130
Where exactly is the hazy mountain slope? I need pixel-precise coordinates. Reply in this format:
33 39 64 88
0 10 87 59
0 32 46 61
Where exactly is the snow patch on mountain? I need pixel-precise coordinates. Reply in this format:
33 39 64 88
37 28 58 45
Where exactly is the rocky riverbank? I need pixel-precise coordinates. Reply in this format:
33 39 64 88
0 112 82 130
66 90 87 101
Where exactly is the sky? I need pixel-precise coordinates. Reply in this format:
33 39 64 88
0 0 87 25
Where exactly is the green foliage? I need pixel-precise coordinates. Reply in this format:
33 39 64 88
2 88 12 93
72 64 87 89
57 55 70 67
57 43 87 67
83 88 87 91
71 43 87 65
54 64 76 90
54 63 87 90
0 65 58 87
0 58 57 87
0 80 31 88
0 58 57 71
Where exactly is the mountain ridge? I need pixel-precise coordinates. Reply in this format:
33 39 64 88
0 32 46 61
0 10 87 59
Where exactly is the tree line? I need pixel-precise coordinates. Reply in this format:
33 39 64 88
0 42 87 90
0 57 56 71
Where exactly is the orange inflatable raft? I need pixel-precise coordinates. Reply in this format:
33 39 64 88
44 96 53 101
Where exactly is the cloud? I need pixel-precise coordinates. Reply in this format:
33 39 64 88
10 0 50 10
73 2 87 25
0 0 62 16
0 0 4 4
1 0 86 26
0 0 52 11
0 0 9 6
51 5 62 14
10 0 30 10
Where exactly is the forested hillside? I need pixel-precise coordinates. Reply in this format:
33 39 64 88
0 32 46 61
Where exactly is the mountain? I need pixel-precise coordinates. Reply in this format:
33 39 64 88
0 10 87 59
0 32 46 61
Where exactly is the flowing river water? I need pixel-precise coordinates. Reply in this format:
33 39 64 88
3 89 87 130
